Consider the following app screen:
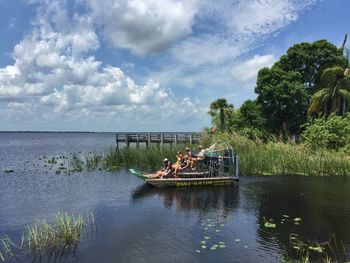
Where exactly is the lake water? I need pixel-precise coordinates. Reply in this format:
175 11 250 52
0 132 350 262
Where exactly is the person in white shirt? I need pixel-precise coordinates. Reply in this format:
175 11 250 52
191 145 206 169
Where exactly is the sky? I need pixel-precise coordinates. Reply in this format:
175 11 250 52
0 0 349 132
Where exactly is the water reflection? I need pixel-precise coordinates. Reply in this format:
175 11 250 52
132 184 240 219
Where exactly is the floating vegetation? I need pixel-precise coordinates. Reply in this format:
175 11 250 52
4 170 14 174
263 218 276 228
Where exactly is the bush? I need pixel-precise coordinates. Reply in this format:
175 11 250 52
302 114 350 150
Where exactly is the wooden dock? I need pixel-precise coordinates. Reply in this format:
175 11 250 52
115 132 200 148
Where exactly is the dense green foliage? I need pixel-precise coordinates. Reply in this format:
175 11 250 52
302 114 350 151
308 66 350 115
255 67 309 134
209 38 350 148
276 40 348 92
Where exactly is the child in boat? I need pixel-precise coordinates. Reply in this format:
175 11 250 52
153 158 173 178
172 151 187 178
184 147 194 169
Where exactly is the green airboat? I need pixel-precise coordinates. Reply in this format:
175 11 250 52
129 142 239 188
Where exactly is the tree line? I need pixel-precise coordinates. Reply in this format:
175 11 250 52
209 37 350 151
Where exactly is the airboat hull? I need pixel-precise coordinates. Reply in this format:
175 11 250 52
129 169 239 188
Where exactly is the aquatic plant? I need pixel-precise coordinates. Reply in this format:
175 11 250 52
24 212 93 254
282 234 346 263
0 236 14 262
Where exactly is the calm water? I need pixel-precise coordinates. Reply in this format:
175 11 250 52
0 132 350 262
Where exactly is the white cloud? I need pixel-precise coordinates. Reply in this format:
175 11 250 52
231 54 277 83
167 0 317 67
85 0 199 56
0 0 205 129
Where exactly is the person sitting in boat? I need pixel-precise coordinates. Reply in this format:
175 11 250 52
173 151 187 178
191 145 206 169
184 147 194 168
153 158 173 178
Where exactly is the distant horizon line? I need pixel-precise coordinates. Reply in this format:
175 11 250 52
0 130 202 133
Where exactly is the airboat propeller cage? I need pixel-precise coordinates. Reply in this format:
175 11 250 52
204 141 239 179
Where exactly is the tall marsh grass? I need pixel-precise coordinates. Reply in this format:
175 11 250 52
215 133 350 176
103 144 189 171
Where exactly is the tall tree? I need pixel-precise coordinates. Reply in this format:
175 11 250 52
276 40 348 92
255 67 309 134
238 100 266 129
209 99 233 131
308 66 350 116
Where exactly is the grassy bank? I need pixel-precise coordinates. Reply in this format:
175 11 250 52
211 133 350 176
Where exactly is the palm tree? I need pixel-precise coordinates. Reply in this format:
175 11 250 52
208 99 233 131
308 66 350 116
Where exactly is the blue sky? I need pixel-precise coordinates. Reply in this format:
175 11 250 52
0 0 349 132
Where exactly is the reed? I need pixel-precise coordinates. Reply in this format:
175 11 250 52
103 144 190 171
214 133 350 176
0 236 14 262
24 212 90 254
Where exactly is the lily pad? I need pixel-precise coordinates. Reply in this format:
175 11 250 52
210 247 217 250
219 245 226 248
293 246 301 250
235 239 240 242
264 222 276 228
294 217 302 222
204 236 211 240
201 245 206 249
215 230 220 232
195 250 201 253
282 215 289 218
200 241 206 244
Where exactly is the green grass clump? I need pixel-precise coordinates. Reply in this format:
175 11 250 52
24 212 88 254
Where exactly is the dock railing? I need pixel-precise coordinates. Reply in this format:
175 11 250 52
115 132 201 148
